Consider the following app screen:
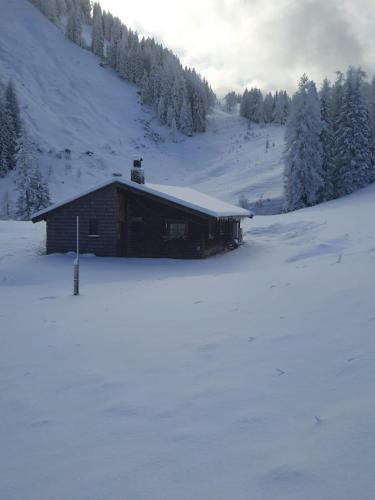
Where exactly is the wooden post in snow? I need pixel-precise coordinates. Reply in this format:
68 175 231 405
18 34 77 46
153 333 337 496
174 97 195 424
73 216 80 296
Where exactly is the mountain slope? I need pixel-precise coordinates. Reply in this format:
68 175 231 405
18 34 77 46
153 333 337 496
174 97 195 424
1 182 375 500
0 0 285 215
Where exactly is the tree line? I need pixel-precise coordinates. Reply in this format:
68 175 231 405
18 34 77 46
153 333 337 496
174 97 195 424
224 88 291 125
0 80 21 177
0 80 50 219
29 0 216 136
284 68 375 212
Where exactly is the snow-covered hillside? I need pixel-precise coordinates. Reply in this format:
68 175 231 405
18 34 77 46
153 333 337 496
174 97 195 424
1 182 375 500
0 0 284 215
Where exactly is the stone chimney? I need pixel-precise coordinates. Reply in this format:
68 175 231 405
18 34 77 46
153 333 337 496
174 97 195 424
131 158 145 184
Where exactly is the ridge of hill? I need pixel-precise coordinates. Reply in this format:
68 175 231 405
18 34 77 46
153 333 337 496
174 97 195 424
0 0 285 217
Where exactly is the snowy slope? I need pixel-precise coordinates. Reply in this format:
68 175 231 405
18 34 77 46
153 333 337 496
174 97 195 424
1 182 375 500
0 0 285 216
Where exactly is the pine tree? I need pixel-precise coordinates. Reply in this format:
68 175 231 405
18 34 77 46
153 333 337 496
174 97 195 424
0 190 13 219
140 70 152 104
66 5 82 46
0 80 21 174
224 91 238 113
166 105 175 127
103 11 114 41
5 80 21 138
0 93 5 176
157 96 167 124
171 76 184 126
253 90 264 124
79 0 91 23
170 117 178 143
284 75 324 211
91 2 104 58
240 89 250 118
333 67 372 196
327 72 345 198
56 0 67 17
273 91 290 124
107 18 122 68
15 131 51 220
368 76 375 173
180 94 193 136
263 93 274 123
319 78 334 199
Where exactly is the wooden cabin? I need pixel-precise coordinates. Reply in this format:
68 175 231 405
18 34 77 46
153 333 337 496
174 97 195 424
31 160 252 259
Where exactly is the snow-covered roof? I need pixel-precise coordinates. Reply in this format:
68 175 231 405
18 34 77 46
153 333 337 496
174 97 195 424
32 178 252 221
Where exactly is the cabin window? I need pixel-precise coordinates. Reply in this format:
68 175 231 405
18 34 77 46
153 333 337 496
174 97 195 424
165 220 187 240
88 218 99 236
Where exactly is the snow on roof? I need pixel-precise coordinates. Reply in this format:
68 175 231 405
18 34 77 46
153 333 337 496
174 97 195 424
32 178 252 221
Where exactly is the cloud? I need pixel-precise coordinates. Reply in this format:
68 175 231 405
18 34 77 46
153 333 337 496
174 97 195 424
100 0 375 95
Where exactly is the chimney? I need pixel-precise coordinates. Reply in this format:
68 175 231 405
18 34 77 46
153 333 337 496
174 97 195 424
131 157 145 184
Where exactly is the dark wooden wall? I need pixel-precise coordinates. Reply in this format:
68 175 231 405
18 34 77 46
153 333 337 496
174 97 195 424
119 190 207 259
46 185 118 256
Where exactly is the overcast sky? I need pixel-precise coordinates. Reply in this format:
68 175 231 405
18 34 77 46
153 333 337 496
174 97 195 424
100 0 375 96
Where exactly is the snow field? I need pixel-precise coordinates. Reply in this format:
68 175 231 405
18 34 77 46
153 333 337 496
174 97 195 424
1 182 375 499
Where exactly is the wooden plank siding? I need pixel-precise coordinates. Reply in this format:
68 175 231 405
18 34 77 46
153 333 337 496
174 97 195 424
46 185 118 257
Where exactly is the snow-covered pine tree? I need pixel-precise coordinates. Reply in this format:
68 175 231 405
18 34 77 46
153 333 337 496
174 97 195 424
66 4 82 46
328 72 345 198
0 80 21 174
56 0 67 17
5 80 21 138
263 93 274 123
91 2 104 58
79 0 92 24
0 91 5 176
191 89 206 133
170 76 184 127
367 76 375 173
140 70 152 104
224 92 238 113
103 11 114 41
319 78 334 199
284 75 324 211
15 131 51 220
253 90 264 124
273 91 290 124
128 41 144 85
170 117 178 143
240 89 250 118
166 105 175 127
106 17 122 68
247 88 259 121
179 94 193 136
0 104 10 175
116 28 129 78
157 96 167 125
333 67 372 196
0 190 13 219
